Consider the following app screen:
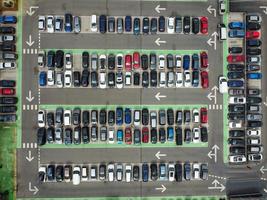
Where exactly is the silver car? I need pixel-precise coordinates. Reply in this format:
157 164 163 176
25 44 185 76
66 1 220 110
74 16 81 33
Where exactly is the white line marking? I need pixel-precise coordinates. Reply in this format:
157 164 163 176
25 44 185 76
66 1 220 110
23 49 26 54
213 104 215 109
27 49 30 54
35 105 38 110
216 104 219 110
30 143 33 148
26 105 30 110
26 143 29 148
31 105 33 110
23 143 25 148
220 104 222 110
35 49 38 54
31 49 33 54
209 105 211 110
34 143 37 148
23 105 26 110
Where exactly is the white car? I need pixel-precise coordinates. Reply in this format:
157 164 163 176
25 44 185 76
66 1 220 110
38 110 45 127
108 128 115 144
0 35 15 42
159 72 166 88
55 17 62 31
125 164 132 183
64 110 71 126
38 16 46 31
158 55 165 69
192 163 200 179
229 155 246 163
38 50 46 67
247 129 261 136
47 69 55 86
38 166 46 182
108 164 115 182
116 72 123 89
99 54 107 70
64 70 72 87
248 138 261 145
248 154 263 161
125 72 131 86
193 128 200 143
176 72 183 87
91 15 98 32
219 76 228 94
116 54 123 69
192 108 199 123
65 53 72 69
0 62 16 70
167 17 175 33
175 55 182 68
184 70 191 87
168 164 175 182
81 166 88 181
167 71 175 87
133 110 141 126
99 72 107 89
73 166 81 185
46 15 54 33
56 72 63 88
219 0 226 15
229 96 246 104
229 121 242 128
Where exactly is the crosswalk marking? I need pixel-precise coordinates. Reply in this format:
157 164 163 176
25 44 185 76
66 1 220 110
23 48 38 55
208 104 223 111
23 104 38 111
22 142 37 149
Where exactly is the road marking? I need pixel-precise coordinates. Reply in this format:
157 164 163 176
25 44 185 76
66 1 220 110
208 145 220 163
35 49 38 54
22 143 37 149
30 105 33 110
26 35 35 47
23 49 26 54
26 143 29 148
31 49 34 54
216 104 219 109
35 105 38 110
213 105 215 109
27 49 30 54
23 105 26 110
38 147 41 168
260 166 267 174
28 182 39 195
208 179 225 192
220 104 222 110
22 143 25 148
155 38 166 46
26 6 39 16
208 105 211 109
155 92 167 101
208 174 226 180
260 6 267 14
23 48 38 55
155 184 166 193
207 32 218 50
155 151 167 160
26 150 34 162
207 5 216 17
155 5 166 14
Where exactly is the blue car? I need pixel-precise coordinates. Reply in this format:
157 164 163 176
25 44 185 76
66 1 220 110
125 16 132 32
0 15 17 24
99 15 107 34
117 129 123 144
64 13 73 32
227 80 243 87
39 71 47 86
228 22 244 29
183 55 190 70
167 127 174 141
125 108 132 124
228 30 245 38
247 73 262 79
142 163 149 182
116 107 123 125
191 53 199 70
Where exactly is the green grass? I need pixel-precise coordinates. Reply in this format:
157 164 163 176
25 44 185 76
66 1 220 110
0 126 16 200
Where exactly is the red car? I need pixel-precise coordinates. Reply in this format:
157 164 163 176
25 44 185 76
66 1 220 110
201 71 209 89
200 17 208 34
0 88 15 95
142 127 149 143
200 107 208 123
200 51 208 68
246 31 260 39
133 52 140 69
227 55 244 63
125 54 132 71
125 127 132 144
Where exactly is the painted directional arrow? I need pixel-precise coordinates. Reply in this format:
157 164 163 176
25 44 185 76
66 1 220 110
155 38 166 46
29 182 39 195
155 184 166 193
260 166 267 174
26 150 34 162
26 90 34 102
155 5 166 14
208 145 220 163
26 35 35 47
208 179 225 192
259 6 267 14
26 6 39 16
207 5 216 17
207 86 218 104
155 151 167 160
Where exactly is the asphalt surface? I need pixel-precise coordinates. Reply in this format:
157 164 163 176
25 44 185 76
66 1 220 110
17 0 267 198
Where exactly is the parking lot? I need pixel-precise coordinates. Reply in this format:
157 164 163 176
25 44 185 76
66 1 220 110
12 0 267 199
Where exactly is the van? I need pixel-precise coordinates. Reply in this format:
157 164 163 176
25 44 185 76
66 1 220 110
218 23 227 41
159 72 166 87
91 15 97 32
72 166 81 185
74 16 81 33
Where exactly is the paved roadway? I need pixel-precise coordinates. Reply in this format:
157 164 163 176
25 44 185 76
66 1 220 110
17 0 267 198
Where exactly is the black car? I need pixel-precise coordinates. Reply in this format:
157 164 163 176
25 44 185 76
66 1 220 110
230 147 245 155
175 163 182 182
55 107 63 126
0 80 16 87
246 22 261 30
72 108 81 125
227 64 244 71
227 71 244 79
82 51 89 68
0 114 16 122
99 15 107 34
55 50 64 68
0 106 17 113
247 97 262 104
246 48 261 55
82 126 89 144
133 18 140 35
82 110 89 126
228 138 245 146
175 16 182 33
142 71 149 88
183 16 191 34
73 126 81 145
150 18 157 34
99 164 106 180
133 72 140 86
150 70 157 87
47 165 55 181
247 121 262 128
158 16 165 32
47 112 54 127
175 127 183 145
55 166 64 182
184 128 191 143
108 54 115 70
176 110 183 125
133 165 140 181
81 70 89 87
46 127 54 143
0 97 17 104
142 108 149 126
200 127 208 142
0 27 16 34
167 54 174 69
108 72 115 87
167 109 174 125
150 128 157 144
73 71 81 87
64 128 72 145
229 130 245 138
246 39 261 47
228 104 245 113
228 113 245 120
159 127 166 143
99 109 107 125
192 17 199 34
150 53 157 70
150 164 158 181
142 17 149 34
184 162 191 181
47 51 55 68
184 110 190 124
107 110 114 126
37 127 46 146
0 43 16 52
229 47 242 54
141 54 148 70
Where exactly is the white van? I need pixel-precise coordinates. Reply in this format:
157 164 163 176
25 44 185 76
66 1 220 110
91 15 97 32
159 72 166 88
125 164 132 183
72 167 81 185
218 24 227 41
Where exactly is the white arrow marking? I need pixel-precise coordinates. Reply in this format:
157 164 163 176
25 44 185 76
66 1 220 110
155 5 166 14
155 92 167 101
207 32 218 50
260 166 267 174
207 86 218 104
26 150 34 162
26 6 39 16
207 145 220 163
207 5 216 17
155 184 166 193
26 35 35 47
208 179 225 192
155 151 167 160
155 38 166 46
29 182 39 195
260 6 267 14
207 38 214 46
26 90 34 102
